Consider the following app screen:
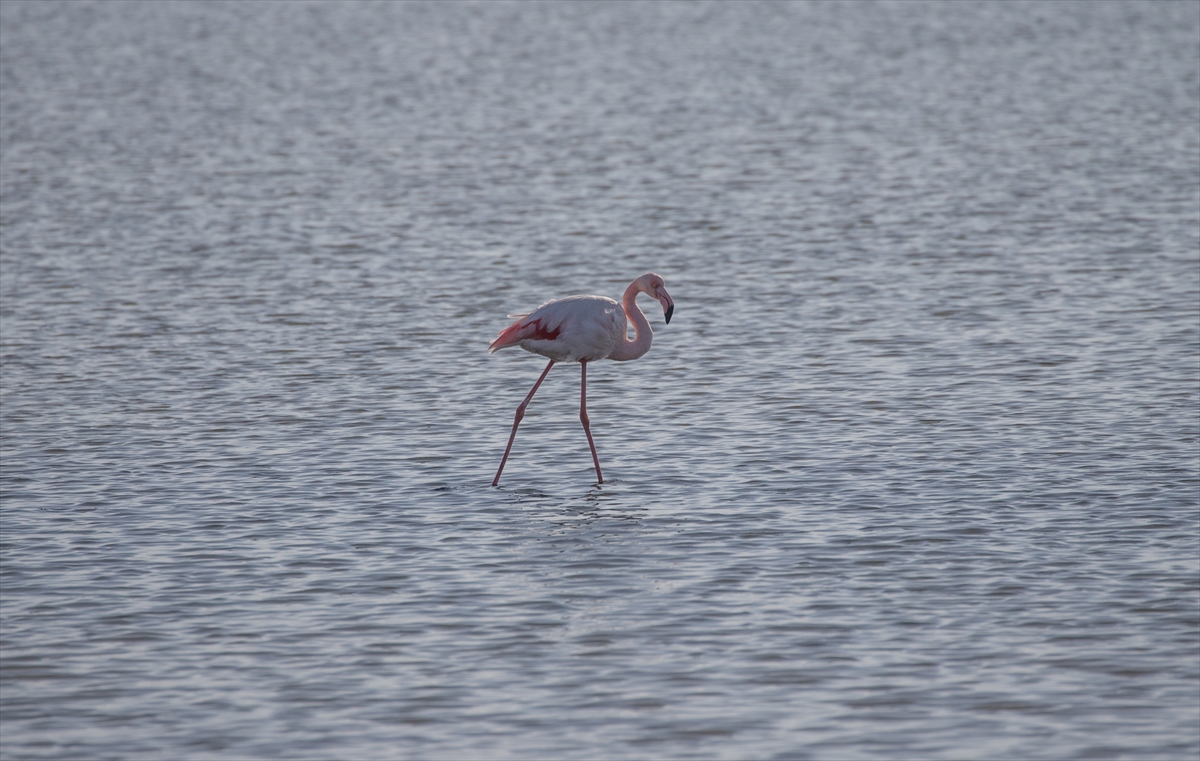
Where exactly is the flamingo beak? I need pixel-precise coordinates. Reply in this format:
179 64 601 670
657 287 674 325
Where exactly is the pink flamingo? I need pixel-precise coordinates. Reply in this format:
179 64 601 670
488 272 675 486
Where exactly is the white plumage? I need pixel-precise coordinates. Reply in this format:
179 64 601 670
496 295 627 362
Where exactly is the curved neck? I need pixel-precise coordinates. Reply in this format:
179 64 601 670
609 281 652 361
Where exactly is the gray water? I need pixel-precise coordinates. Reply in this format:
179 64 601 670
2 1 1198 759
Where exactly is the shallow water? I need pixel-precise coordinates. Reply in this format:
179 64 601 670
1 1 1198 759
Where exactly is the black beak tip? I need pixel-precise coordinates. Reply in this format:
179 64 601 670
664 304 674 325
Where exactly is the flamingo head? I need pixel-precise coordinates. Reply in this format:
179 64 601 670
640 272 674 325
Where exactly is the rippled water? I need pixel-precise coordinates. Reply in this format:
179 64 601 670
2 2 1198 759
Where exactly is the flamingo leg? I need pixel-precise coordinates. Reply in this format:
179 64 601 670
492 358 555 487
580 361 604 484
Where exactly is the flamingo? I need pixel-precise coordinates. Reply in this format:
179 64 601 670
488 272 675 486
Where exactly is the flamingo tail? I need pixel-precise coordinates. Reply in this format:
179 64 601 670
488 316 561 354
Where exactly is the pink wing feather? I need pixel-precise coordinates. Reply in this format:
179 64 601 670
488 315 562 354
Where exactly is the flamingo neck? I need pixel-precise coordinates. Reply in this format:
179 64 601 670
609 281 652 361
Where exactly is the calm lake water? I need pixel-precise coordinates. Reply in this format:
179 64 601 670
2 1 1198 759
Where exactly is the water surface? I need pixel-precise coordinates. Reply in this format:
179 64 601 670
1 2 1198 759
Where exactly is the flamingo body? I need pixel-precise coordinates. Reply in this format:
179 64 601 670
489 273 674 486
488 295 626 362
